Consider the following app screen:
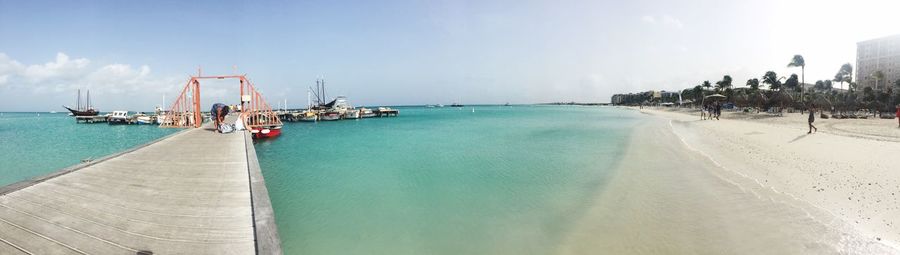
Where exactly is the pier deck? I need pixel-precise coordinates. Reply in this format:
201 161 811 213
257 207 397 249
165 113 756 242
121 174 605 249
0 115 280 254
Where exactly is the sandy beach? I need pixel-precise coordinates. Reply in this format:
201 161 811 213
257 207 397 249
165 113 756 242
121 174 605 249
559 107 900 254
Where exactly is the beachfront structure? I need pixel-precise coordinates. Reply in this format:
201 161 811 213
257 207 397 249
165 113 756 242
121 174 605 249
856 34 900 90
611 90 679 105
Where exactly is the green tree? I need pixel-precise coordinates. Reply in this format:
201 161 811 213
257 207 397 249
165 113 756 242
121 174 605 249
814 80 825 92
747 78 762 113
835 63 853 91
763 71 781 91
873 70 885 91
692 85 703 104
788 55 806 108
702 80 712 92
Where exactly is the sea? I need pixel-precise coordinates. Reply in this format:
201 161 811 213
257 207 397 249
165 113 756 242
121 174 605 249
0 106 642 254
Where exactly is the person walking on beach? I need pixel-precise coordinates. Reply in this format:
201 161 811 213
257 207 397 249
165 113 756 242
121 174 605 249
808 105 818 134
714 101 722 120
211 103 230 133
895 104 900 127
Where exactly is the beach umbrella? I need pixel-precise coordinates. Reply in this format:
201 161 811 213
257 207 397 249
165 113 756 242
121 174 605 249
768 91 793 104
811 94 832 108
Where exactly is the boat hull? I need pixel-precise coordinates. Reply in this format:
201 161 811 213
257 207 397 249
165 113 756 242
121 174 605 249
250 127 281 139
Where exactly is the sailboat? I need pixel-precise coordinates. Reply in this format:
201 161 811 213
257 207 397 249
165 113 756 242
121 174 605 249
63 89 100 116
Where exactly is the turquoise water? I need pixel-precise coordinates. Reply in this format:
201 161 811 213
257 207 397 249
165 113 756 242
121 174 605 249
0 112 177 186
254 106 641 254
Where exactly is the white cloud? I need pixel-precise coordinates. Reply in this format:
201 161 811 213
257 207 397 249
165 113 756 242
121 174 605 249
661 15 684 29
640 14 684 29
0 52 176 94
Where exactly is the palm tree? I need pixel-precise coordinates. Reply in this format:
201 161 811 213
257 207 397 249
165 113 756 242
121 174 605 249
788 55 806 108
747 78 762 113
746 78 760 90
692 85 703 106
762 71 786 114
763 71 781 91
873 70 885 91
835 63 853 91
702 80 712 92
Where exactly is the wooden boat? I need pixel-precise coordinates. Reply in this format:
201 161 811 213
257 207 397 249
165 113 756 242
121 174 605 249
63 89 100 116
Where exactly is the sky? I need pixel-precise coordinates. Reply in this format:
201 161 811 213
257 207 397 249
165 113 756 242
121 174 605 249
1 0 899 111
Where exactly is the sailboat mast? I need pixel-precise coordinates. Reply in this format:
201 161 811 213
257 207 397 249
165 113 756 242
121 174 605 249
76 89 81 110
87 90 91 109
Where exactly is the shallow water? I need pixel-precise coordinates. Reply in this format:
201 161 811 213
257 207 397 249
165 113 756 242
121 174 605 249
254 106 640 254
0 112 177 186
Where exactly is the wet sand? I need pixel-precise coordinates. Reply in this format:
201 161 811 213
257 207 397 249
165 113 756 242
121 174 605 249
558 108 899 254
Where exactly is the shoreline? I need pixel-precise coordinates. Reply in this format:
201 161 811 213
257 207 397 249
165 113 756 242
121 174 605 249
558 108 899 254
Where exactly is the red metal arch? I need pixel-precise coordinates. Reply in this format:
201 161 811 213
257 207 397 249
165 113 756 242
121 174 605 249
160 73 282 132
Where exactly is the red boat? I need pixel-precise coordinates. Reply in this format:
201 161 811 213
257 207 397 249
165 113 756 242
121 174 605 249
250 126 282 139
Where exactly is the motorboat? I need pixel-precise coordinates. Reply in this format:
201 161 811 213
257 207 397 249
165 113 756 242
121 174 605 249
320 111 341 121
108 111 129 125
360 108 376 118
296 110 318 122
250 126 282 139
344 109 361 119
134 113 153 125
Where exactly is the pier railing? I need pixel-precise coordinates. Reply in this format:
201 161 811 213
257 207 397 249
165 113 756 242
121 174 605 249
160 74 282 129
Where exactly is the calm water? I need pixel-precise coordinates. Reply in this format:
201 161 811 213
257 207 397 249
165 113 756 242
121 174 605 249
0 112 177 186
254 106 641 254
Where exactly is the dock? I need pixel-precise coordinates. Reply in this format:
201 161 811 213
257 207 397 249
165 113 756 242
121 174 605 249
0 114 281 254
75 115 108 123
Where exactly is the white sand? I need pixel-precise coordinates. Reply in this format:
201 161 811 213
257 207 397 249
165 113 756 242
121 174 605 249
558 107 900 254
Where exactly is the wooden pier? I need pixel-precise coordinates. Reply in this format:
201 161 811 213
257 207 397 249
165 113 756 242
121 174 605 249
0 115 281 254
75 115 108 123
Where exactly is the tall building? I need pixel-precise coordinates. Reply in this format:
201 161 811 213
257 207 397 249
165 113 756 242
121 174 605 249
856 34 900 90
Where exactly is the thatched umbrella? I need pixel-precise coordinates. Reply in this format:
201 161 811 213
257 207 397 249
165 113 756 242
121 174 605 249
767 91 793 115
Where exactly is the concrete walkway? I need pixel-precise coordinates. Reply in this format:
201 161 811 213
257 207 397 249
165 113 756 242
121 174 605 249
0 117 280 254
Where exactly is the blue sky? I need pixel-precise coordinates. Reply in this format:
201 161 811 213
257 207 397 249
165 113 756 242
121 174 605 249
1 0 899 111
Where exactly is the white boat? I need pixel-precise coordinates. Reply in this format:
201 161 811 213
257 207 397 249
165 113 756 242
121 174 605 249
344 109 361 119
135 115 153 125
360 108 376 118
320 111 341 121
108 111 129 125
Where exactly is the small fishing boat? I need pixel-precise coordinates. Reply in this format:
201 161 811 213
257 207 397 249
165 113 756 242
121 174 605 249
135 114 153 125
296 110 318 122
108 111 129 125
250 126 282 139
450 103 464 107
320 111 341 121
360 108 376 118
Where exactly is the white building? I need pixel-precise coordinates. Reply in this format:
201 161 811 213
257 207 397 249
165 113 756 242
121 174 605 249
856 34 900 90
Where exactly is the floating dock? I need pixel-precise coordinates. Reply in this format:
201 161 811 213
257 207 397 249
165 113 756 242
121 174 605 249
0 115 281 254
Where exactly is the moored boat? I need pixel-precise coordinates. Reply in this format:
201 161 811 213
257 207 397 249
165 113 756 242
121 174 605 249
108 111 129 125
63 89 100 116
360 108 376 118
296 110 319 122
250 126 282 139
344 109 361 119
320 111 341 121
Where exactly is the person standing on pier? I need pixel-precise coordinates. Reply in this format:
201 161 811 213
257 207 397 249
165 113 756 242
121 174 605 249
211 103 230 132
